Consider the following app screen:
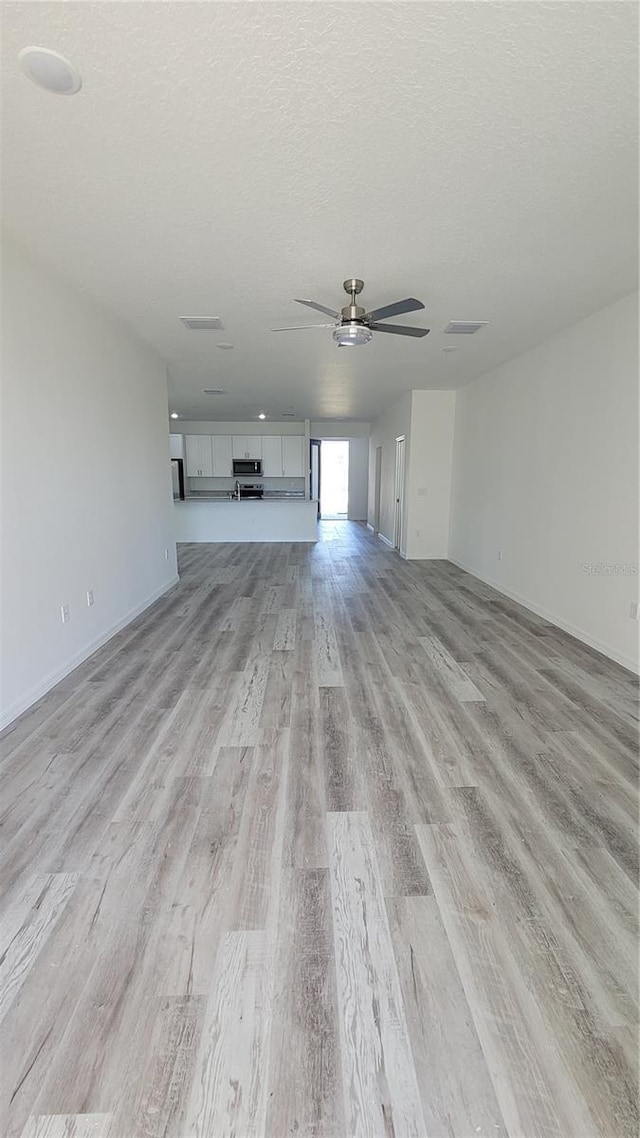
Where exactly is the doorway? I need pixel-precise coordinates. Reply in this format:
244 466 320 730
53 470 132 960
394 435 405 551
320 440 349 519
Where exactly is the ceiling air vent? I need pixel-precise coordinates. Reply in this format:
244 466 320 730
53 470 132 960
203 388 228 395
444 321 488 334
180 317 224 331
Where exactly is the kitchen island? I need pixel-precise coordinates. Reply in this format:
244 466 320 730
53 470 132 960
173 497 318 543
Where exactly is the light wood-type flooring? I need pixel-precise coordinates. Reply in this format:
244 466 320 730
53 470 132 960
1 522 638 1138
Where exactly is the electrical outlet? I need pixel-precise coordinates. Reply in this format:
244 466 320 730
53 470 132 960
60 604 70 624
630 601 639 621
87 590 95 607
498 550 503 561
164 548 169 561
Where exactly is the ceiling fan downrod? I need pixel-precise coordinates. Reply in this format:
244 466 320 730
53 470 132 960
341 278 366 322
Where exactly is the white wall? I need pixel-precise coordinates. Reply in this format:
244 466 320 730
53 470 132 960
368 392 455 558
311 421 371 439
345 437 369 521
406 391 455 559
311 421 371 522
0 239 177 728
450 291 639 672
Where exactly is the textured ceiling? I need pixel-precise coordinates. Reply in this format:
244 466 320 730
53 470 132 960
2 2 637 422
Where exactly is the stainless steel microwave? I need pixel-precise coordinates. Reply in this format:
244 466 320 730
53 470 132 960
233 458 262 476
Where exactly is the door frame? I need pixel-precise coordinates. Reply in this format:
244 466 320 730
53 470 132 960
317 437 350 520
310 438 321 518
394 435 406 552
373 445 382 534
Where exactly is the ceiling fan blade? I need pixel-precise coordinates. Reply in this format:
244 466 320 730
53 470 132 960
364 297 425 322
294 298 341 319
271 323 335 331
369 322 430 338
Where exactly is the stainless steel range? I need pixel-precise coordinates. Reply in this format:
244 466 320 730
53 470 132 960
235 482 263 500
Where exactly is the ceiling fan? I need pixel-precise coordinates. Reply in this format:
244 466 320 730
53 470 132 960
272 278 430 347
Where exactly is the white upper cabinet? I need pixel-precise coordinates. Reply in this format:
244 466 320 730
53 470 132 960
185 434 213 477
282 434 305 477
169 434 183 459
232 436 262 460
185 432 305 478
212 435 233 476
261 436 283 476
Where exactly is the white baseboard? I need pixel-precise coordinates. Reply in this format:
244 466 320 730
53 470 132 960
377 532 394 549
0 574 180 732
448 557 638 675
366 522 375 532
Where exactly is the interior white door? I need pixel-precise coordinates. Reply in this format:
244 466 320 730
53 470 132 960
282 435 304 477
394 436 405 550
261 436 283 476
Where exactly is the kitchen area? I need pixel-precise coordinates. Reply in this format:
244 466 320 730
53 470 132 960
170 422 318 542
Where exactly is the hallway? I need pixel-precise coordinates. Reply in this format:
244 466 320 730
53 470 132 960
1 523 637 1137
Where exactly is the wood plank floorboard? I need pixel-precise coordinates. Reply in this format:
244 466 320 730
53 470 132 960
1 522 637 1137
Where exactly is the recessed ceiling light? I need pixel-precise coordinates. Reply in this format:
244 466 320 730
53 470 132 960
216 343 234 350
170 412 179 419
19 47 82 95
441 346 460 352
203 388 228 395
258 413 266 420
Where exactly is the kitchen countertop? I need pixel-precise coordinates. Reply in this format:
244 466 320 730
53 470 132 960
180 495 309 503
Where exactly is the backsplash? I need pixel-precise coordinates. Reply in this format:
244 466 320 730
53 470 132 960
187 476 305 494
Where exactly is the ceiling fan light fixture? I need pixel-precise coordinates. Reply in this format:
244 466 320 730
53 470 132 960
333 323 372 348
